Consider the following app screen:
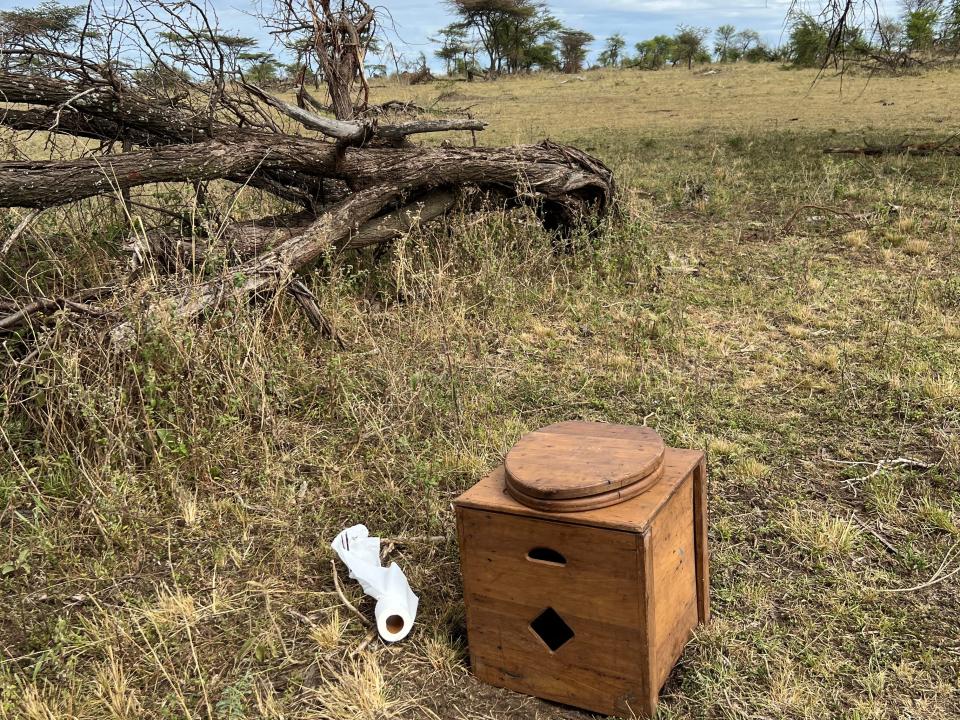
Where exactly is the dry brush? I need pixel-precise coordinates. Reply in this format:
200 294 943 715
0 0 615 340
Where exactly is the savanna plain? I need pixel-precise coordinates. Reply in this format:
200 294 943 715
1 63 959 719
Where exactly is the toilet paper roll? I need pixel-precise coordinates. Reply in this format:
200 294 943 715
373 564 418 642
331 525 419 643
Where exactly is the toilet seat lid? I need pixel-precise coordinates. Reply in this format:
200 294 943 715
504 421 665 502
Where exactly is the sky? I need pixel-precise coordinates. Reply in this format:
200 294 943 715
0 0 900 68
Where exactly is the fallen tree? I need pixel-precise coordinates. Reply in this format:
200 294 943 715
823 139 960 157
0 0 615 340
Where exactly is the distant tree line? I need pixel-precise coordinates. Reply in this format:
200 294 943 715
591 25 774 71
430 0 960 77
434 3 782 77
8 0 958 88
0 0 295 84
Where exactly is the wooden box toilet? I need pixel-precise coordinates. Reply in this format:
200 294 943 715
454 421 709 718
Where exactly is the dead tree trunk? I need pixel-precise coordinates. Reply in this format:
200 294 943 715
0 137 612 214
0 23 614 339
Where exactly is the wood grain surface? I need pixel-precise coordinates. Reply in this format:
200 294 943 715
504 421 665 500
504 463 664 512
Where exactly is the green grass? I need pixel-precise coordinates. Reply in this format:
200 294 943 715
1 65 959 719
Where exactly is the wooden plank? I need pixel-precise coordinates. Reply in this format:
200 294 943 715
455 448 703 533
455 506 483 677
467 597 644 689
650 476 698 692
542 421 662 440
470 602 640 717
693 457 711 623
637 529 658 719
458 509 642 624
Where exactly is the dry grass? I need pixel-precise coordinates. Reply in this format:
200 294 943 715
2 63 960 719
367 63 960 142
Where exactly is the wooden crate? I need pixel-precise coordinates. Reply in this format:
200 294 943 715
454 423 709 719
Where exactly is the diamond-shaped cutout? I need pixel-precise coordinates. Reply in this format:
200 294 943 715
529 607 574 652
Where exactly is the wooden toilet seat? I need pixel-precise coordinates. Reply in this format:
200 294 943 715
504 421 666 512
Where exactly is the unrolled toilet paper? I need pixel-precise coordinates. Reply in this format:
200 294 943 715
331 524 419 642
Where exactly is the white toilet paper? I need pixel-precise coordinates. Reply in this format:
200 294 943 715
331 524 419 642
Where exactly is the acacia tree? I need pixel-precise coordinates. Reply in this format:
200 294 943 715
445 0 528 75
240 51 283 85
714 24 738 61
0 1 86 55
598 33 626 67
501 3 562 73
788 14 830 65
634 35 675 69
433 23 474 74
443 0 561 75
559 29 593 73
673 25 709 69
904 3 940 52
0 0 94 73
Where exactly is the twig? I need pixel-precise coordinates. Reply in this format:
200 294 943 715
381 535 445 545
440 321 462 427
821 452 932 496
825 456 933 487
49 87 97 132
352 627 377 655
851 514 904 558
781 203 858 234
0 287 115 332
287 280 345 348
876 540 960 593
1 209 41 256
285 607 318 627
849 457 932 483
330 559 371 626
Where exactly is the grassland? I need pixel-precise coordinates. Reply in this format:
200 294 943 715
1 63 959 719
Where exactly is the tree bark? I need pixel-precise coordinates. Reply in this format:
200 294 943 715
0 71 209 145
0 137 613 216
143 191 456 269
129 184 400 329
0 108 155 145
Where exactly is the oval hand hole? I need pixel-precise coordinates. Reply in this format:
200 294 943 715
526 547 566 566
